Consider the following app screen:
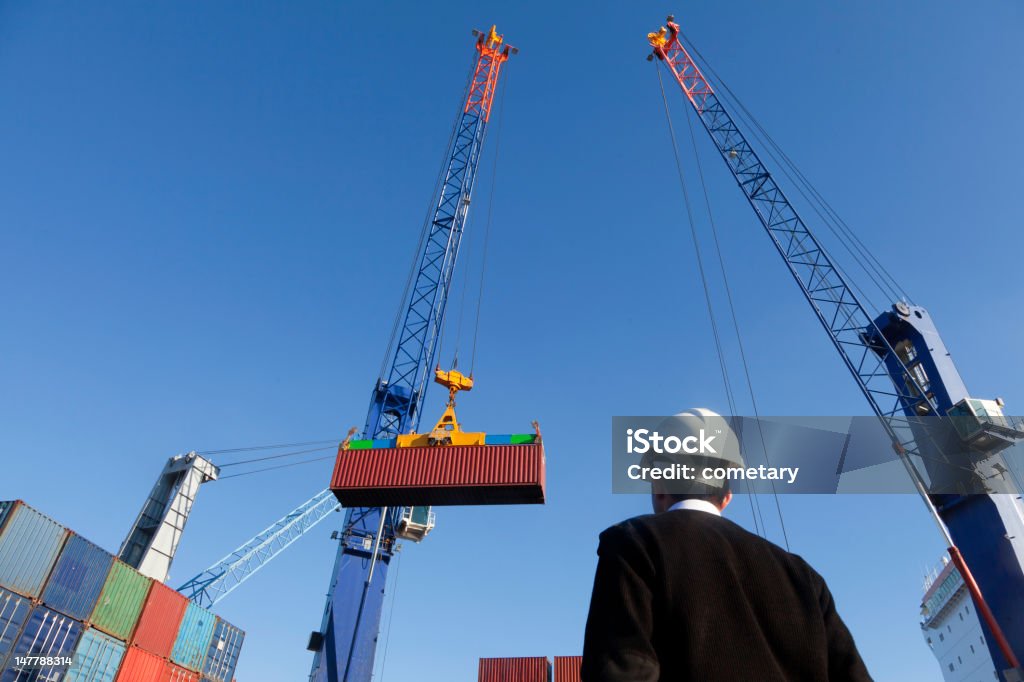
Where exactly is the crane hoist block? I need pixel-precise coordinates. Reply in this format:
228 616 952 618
330 436 546 507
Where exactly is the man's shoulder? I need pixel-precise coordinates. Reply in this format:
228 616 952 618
605 512 817 572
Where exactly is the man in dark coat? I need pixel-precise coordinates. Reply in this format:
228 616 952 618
582 411 872 681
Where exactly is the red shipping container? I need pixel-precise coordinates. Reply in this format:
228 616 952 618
116 646 166 681
553 656 582 682
331 444 546 507
164 661 200 682
478 657 551 682
132 581 188 658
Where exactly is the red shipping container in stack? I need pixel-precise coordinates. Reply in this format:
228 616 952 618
553 656 582 682
332 444 546 507
132 581 187 658
116 646 166 681
478 657 551 682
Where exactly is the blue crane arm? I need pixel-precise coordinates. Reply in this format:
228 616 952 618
309 27 514 682
176 489 340 608
649 20 937 452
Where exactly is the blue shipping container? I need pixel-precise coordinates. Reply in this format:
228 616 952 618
0 502 67 599
42 535 113 621
172 602 216 672
1 605 82 682
65 628 125 682
0 588 32 669
200 617 244 682
0 503 13 535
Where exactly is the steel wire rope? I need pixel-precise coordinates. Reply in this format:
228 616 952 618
680 90 790 549
217 454 337 480
656 64 768 538
656 65 739 417
216 445 337 468
199 439 340 457
470 67 509 375
678 32 911 307
383 59 479 383
376 549 403 681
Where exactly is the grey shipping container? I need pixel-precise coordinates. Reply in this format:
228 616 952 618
0 502 68 599
42 535 113 621
0 588 32 668
201 617 244 682
2 604 82 682
66 627 125 682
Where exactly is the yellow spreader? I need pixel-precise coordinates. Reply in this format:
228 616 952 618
396 367 485 448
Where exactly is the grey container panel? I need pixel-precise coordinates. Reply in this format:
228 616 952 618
0 588 32 669
0 504 13 536
1 604 82 681
42 535 113 621
65 627 126 682
0 503 68 599
201 618 245 682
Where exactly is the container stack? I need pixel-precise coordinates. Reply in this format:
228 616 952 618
478 656 552 682
0 500 244 682
477 656 581 682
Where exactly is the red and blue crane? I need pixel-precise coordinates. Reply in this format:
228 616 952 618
649 15 1024 676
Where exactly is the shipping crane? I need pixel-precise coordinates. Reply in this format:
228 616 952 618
307 25 515 682
173 25 516 682
648 15 1024 677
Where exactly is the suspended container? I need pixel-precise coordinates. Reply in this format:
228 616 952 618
170 602 216 672
478 657 551 682
42 534 114 621
131 581 187 658
200 617 244 682
114 646 165 682
2 605 82 681
0 588 32 667
553 656 582 682
65 628 126 682
89 560 152 641
0 501 68 599
331 369 546 507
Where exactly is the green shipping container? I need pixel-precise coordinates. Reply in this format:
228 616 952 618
89 560 152 640
509 434 536 445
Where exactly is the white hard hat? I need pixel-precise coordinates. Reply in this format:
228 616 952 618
645 408 744 492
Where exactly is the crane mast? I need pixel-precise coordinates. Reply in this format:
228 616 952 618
649 16 1024 674
308 26 514 682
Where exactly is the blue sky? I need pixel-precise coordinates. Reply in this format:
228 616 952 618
2 2 1023 680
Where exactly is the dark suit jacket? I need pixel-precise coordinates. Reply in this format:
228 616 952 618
581 509 872 681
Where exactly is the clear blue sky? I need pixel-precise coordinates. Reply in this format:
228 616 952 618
2 2 1022 680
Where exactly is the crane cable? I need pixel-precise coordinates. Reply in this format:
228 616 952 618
678 72 790 550
440 69 509 374
678 31 911 309
655 64 767 540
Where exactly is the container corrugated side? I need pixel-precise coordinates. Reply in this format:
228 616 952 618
171 602 216 672
131 581 187 658
164 661 200 682
90 560 152 641
114 646 164 682
3 605 82 681
478 657 551 682
200 617 245 682
66 628 126 682
42 534 114 621
331 444 546 507
0 501 69 599
0 587 32 668
553 656 582 682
